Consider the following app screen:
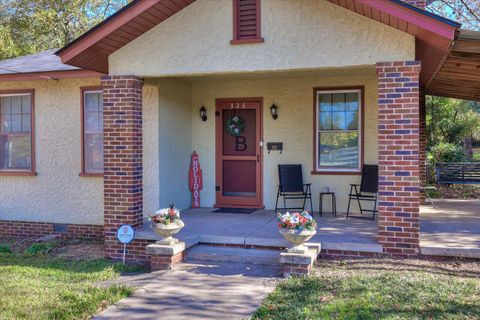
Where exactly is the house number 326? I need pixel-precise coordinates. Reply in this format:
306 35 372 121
230 102 246 109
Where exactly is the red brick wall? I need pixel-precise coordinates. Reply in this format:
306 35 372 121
402 0 427 9
0 220 103 240
376 61 421 256
150 251 186 271
101 75 144 260
121 239 156 263
419 89 427 205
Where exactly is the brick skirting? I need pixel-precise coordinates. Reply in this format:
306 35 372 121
107 238 156 263
0 220 104 240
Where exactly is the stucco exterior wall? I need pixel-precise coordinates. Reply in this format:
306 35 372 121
143 81 160 217
0 78 104 225
157 78 193 211
191 68 379 212
109 0 415 77
0 78 161 225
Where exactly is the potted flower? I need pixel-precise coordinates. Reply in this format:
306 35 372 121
277 211 317 251
148 204 184 245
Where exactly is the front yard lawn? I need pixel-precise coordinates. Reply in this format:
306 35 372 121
254 258 480 320
0 238 143 320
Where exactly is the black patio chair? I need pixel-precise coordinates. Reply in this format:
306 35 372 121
275 164 313 213
347 164 378 220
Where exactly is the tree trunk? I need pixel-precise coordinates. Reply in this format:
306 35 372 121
464 137 473 160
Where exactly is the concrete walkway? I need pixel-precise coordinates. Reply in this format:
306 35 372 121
421 199 480 248
94 262 279 320
421 199 480 258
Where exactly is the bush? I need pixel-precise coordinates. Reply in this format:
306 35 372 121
0 244 12 255
430 143 465 165
25 242 56 255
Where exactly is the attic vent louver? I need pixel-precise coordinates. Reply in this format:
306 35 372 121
231 0 264 44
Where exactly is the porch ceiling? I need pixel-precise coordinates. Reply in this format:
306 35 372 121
426 30 480 101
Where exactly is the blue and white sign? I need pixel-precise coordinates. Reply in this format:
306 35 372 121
117 225 135 244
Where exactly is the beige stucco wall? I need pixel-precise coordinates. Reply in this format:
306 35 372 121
109 0 415 77
191 68 379 212
0 78 160 225
157 78 193 211
0 78 104 225
143 81 161 217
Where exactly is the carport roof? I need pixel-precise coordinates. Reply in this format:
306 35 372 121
427 30 480 101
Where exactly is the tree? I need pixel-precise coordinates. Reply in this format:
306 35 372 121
428 0 480 30
426 96 480 149
0 0 129 60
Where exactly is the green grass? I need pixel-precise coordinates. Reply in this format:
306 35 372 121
0 254 142 320
473 151 480 161
254 259 480 320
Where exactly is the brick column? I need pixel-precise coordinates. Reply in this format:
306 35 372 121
419 88 427 204
402 0 427 9
376 61 421 256
101 75 144 260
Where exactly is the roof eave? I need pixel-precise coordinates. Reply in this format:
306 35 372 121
0 69 104 82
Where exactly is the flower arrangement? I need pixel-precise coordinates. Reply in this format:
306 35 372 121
277 211 317 231
225 115 245 136
148 204 181 225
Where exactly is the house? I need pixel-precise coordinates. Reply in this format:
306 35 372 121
1 0 479 262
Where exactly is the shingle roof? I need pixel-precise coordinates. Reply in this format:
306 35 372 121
0 49 79 75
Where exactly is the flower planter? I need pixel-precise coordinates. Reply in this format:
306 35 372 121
150 220 185 245
279 228 317 253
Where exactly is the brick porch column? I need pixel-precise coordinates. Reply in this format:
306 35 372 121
376 61 421 256
101 75 144 260
419 88 427 205
403 0 426 9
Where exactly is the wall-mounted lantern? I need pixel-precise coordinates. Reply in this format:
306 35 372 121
200 106 207 122
270 104 278 120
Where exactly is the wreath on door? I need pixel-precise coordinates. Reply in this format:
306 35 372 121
225 115 245 137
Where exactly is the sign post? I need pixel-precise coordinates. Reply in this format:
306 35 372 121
189 151 203 208
116 225 135 265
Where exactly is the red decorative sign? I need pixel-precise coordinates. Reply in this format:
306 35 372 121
189 151 203 208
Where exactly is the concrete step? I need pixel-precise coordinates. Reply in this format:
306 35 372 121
186 245 281 266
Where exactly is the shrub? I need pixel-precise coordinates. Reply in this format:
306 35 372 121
25 243 56 255
430 143 465 165
0 244 12 255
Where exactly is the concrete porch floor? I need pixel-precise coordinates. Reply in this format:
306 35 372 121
420 199 480 258
136 208 383 253
136 199 480 258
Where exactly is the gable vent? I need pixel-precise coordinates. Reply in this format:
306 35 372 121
231 0 263 44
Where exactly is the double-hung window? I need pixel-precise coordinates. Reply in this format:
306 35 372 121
81 88 103 175
314 87 363 174
0 90 35 174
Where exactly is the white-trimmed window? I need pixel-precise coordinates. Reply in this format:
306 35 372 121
81 88 103 175
0 90 35 175
314 87 363 174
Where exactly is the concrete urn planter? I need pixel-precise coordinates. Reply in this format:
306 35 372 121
150 220 185 245
279 228 317 253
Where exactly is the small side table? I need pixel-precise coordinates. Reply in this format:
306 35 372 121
319 192 337 217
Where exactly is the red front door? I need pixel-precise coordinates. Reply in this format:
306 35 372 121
215 98 263 208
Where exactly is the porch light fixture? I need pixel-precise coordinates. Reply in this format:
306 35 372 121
200 106 207 122
270 104 278 120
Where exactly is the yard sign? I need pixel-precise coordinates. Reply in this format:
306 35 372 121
189 151 203 208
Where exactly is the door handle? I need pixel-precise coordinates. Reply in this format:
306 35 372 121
257 155 260 162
